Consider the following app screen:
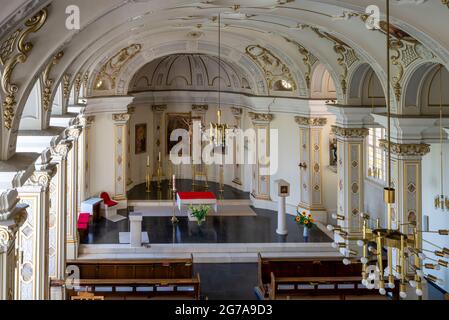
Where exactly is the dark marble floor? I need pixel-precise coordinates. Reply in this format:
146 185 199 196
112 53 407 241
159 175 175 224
81 207 332 244
194 263 259 300
127 179 250 201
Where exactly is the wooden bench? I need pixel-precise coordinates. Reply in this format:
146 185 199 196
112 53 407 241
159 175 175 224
256 253 398 300
62 257 200 300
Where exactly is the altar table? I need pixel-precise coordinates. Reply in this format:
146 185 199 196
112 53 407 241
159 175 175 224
176 192 218 212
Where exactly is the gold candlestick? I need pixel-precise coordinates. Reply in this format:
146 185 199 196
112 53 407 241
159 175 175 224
171 175 178 224
145 156 152 193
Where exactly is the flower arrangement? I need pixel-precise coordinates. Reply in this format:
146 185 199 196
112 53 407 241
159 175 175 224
295 211 315 229
188 204 211 225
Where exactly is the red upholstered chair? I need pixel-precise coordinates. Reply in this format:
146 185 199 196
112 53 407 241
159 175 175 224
100 192 118 207
99 192 124 222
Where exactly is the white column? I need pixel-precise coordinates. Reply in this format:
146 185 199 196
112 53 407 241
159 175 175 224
0 190 28 300
129 213 143 248
152 105 167 177
276 196 287 235
249 112 273 200
80 116 95 201
295 116 327 215
16 154 56 300
66 126 82 260
49 139 72 290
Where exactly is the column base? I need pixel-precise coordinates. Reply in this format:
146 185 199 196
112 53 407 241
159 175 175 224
66 240 79 260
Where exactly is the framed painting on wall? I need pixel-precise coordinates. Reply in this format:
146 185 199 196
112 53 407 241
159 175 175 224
135 123 147 154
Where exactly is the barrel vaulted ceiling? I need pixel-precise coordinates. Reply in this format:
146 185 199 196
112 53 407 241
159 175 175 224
0 0 448 159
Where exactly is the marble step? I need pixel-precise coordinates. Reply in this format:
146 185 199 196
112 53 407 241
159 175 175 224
77 251 343 263
78 243 341 262
128 199 252 207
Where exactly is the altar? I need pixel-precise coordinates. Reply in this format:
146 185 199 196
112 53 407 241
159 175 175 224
176 191 218 212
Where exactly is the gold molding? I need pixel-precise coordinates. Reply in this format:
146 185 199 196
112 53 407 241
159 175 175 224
331 126 368 138
62 74 71 99
42 51 64 112
379 140 430 157
283 37 318 89
295 116 327 127
245 45 297 92
94 44 142 91
112 113 131 122
74 73 82 96
152 104 167 112
0 8 48 130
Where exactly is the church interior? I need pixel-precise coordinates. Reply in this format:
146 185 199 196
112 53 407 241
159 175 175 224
1 0 449 302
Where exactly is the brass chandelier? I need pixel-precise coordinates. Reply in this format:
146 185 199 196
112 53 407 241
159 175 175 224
327 0 449 299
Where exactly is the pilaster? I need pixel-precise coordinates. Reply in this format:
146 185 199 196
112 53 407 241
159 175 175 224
152 105 167 177
112 113 131 200
249 112 273 200
231 107 243 186
295 116 327 214
16 152 56 300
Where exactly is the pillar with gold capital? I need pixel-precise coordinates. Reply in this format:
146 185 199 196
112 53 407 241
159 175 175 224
231 107 243 187
249 112 273 201
113 113 131 200
0 190 28 300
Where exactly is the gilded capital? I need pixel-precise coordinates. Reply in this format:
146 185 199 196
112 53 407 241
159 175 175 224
25 167 56 190
65 126 82 139
192 104 208 112
331 126 369 138
248 112 273 123
152 104 167 112
112 113 130 122
379 140 431 157
295 116 327 127
51 140 72 160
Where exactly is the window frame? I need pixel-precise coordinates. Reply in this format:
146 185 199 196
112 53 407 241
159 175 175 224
366 127 386 185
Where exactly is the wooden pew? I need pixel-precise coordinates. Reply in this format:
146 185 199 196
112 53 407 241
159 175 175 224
256 253 398 300
269 274 387 300
63 256 200 300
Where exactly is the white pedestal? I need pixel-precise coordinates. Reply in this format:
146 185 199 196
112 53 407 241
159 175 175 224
129 213 143 247
276 196 288 235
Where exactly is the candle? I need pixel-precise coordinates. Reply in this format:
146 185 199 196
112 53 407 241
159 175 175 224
147 155 150 166
172 174 176 190
158 152 161 163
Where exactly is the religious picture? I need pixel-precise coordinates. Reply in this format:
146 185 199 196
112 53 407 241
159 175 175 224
135 123 147 154
166 113 191 155
329 133 337 171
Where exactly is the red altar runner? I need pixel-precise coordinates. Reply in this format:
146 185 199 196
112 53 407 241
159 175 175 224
176 192 218 212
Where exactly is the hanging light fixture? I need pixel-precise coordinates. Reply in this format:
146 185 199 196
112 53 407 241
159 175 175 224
327 0 449 299
209 13 228 194
434 65 449 211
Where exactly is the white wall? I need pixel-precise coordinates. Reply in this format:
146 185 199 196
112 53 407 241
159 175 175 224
422 142 449 293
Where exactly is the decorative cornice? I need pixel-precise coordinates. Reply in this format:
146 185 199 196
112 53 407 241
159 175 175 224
50 140 72 160
379 140 431 156
331 126 369 138
0 8 48 130
94 44 142 91
192 104 208 112
152 104 167 112
42 51 64 112
295 116 327 127
248 112 273 123
0 205 27 252
0 189 19 221
65 126 82 140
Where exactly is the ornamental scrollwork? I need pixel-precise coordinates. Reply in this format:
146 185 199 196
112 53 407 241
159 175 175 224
63 74 71 99
283 37 318 89
42 51 64 112
74 73 82 96
26 168 55 190
245 45 297 92
192 105 209 112
309 27 359 95
94 44 142 91
0 8 48 130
